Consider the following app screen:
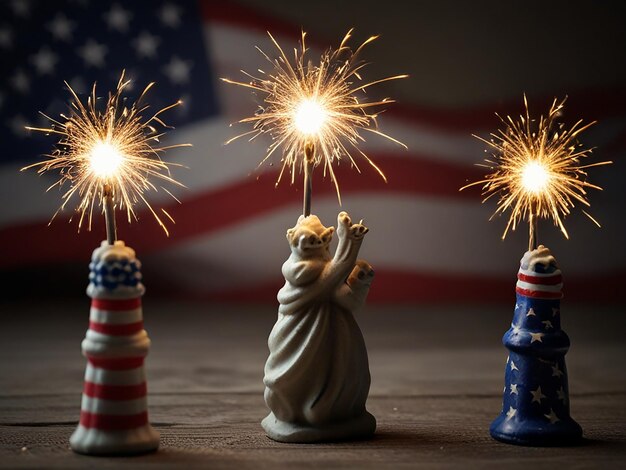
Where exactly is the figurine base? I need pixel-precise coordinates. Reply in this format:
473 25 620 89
70 424 160 455
490 415 582 447
262 411 376 443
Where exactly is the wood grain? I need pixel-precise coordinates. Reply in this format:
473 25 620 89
1 301 624 468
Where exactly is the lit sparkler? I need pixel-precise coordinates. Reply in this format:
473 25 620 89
22 71 190 243
222 29 408 216
461 95 611 250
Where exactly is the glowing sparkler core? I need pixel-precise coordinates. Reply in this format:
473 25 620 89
521 161 550 194
222 29 407 213
23 71 190 239
88 142 124 178
294 99 327 136
461 96 611 249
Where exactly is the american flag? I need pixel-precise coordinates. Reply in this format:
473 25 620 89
2 0 625 302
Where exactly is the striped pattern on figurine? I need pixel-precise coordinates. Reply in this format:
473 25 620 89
70 241 159 455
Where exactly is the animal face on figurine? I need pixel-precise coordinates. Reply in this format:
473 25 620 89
286 215 335 258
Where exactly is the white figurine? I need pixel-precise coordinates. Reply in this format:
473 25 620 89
262 211 376 442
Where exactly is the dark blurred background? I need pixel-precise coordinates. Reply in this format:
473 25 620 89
1 0 625 303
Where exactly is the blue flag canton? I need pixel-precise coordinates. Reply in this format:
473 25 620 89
1 0 219 164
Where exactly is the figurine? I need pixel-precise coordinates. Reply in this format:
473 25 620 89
262 211 376 442
70 241 159 455
490 245 582 446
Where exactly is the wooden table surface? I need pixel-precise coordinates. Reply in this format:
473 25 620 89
1 300 624 469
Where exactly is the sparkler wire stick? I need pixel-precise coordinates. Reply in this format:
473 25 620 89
103 183 117 245
528 209 537 252
303 142 314 217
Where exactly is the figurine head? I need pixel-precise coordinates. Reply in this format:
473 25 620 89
287 215 334 258
521 244 559 274
87 240 145 299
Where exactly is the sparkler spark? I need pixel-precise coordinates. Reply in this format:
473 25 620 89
461 95 611 244
222 29 408 202
22 71 190 236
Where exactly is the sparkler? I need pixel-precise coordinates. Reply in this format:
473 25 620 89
22 71 190 243
461 96 611 251
222 29 407 216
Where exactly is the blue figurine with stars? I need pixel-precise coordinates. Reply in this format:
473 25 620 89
490 245 582 446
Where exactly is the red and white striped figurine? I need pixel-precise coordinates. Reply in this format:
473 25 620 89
70 241 159 455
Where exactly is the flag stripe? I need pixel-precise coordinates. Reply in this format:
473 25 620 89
149 268 622 303
0 155 483 268
203 3 626 132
